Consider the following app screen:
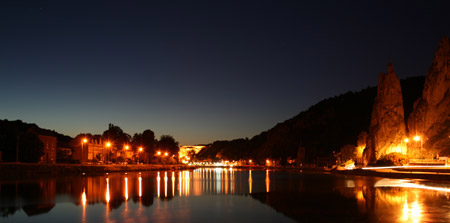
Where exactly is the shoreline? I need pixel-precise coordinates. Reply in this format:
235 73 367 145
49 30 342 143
331 168 450 181
0 163 195 179
2 163 450 182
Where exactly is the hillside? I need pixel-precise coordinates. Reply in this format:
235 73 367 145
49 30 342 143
197 76 425 164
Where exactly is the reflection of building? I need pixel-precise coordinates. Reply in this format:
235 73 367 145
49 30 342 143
38 135 57 164
0 179 56 216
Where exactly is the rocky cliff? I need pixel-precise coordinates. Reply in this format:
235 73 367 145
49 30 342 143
408 36 450 157
364 63 407 164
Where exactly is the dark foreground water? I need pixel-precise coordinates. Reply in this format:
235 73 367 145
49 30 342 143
2 168 450 223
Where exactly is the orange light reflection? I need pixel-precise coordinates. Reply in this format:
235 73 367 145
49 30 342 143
124 177 128 201
157 172 161 198
106 178 110 203
138 176 142 198
249 170 253 194
172 172 175 197
164 171 168 197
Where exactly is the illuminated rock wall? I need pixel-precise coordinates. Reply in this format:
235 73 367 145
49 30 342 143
365 63 407 163
408 36 450 156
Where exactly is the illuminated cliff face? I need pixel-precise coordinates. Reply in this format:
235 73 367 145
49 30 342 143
365 63 407 163
178 145 205 163
408 36 450 156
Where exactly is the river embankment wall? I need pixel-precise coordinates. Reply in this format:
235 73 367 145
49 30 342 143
0 163 194 178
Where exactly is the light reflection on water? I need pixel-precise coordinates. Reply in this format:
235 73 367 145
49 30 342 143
2 169 450 222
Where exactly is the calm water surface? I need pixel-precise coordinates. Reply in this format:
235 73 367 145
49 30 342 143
2 168 450 222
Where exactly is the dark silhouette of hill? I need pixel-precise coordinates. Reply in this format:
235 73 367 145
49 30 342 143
197 76 425 164
0 119 73 161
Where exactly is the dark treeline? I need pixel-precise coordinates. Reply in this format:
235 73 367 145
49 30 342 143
196 76 425 165
0 120 72 162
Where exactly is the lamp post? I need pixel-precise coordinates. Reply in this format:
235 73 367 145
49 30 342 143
81 138 87 165
138 147 143 164
414 136 422 157
403 138 409 155
106 142 111 164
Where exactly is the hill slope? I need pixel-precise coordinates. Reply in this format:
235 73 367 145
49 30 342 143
197 76 425 164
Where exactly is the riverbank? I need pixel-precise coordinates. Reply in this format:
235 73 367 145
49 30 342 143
333 167 450 181
0 163 195 179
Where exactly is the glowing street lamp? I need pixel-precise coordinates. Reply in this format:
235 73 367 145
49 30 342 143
138 147 143 164
156 151 161 156
105 142 111 163
404 138 409 143
164 152 169 157
81 138 88 164
124 145 129 150
413 135 423 156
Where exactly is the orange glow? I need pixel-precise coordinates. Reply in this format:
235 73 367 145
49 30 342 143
106 142 111 147
157 172 161 197
249 159 252 163
124 145 129 150
414 136 420 141
164 172 168 197
172 172 175 197
138 176 142 198
156 151 161 156
124 177 129 200
266 159 270 164
82 138 87 143
265 170 270 192
139 147 143 152
404 138 409 143
106 178 110 203
164 152 169 156
82 189 87 206
179 171 182 197
248 170 253 194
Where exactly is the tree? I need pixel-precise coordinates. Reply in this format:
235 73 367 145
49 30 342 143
18 132 44 163
157 135 179 156
102 124 130 150
132 129 156 153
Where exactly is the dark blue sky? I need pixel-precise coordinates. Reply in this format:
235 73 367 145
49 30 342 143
1 0 449 145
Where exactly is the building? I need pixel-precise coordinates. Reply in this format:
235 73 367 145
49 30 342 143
38 135 57 164
71 137 115 164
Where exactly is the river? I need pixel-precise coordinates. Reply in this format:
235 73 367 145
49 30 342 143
1 168 450 222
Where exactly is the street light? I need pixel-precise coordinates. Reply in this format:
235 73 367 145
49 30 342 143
414 136 423 155
164 152 169 157
105 142 111 163
404 138 409 143
81 138 87 165
156 151 161 156
138 147 143 164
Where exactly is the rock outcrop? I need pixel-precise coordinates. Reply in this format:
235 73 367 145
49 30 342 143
408 36 450 156
365 63 407 164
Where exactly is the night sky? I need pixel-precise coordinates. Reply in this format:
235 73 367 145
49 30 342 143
1 0 449 145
